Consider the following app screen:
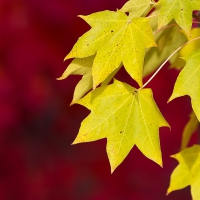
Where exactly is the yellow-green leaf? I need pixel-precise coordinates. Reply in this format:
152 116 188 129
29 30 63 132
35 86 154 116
58 56 94 104
181 28 200 56
170 28 200 70
65 10 156 88
169 49 200 121
181 112 199 150
73 79 169 172
144 25 187 77
158 0 194 34
192 0 200 10
101 64 121 87
121 0 155 18
167 145 200 200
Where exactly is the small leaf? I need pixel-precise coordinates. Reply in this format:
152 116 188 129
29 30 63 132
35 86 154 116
121 0 155 18
180 112 199 150
65 10 156 88
158 0 194 34
169 49 200 121
58 56 94 104
167 145 200 200
73 79 169 172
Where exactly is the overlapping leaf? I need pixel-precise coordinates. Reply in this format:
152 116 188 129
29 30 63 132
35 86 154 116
170 28 200 70
157 0 200 34
168 145 200 200
58 55 120 104
58 56 94 104
121 0 155 18
180 112 199 150
144 25 187 77
169 49 200 121
65 10 156 88
73 79 169 172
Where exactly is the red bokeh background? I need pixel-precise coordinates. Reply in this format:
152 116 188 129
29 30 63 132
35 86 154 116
0 0 197 199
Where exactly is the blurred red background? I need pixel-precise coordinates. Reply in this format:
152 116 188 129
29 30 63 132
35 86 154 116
0 0 197 199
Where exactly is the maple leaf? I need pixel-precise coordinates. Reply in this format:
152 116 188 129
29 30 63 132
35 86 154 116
72 79 169 172
169 49 200 121
65 10 156 88
167 145 200 200
121 0 155 18
180 112 199 150
57 56 94 104
157 0 200 34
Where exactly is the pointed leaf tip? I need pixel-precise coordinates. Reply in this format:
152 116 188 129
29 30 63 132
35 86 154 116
169 49 200 120
66 10 156 87
74 80 169 171
158 0 194 34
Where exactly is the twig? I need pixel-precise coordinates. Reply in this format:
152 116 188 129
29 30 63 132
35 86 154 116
153 24 177 34
142 36 200 88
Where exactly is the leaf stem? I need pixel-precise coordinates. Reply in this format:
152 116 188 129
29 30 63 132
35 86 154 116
141 2 156 17
153 24 177 34
142 36 200 88
153 21 200 35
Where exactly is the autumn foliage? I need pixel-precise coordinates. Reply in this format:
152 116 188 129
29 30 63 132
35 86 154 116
60 0 200 199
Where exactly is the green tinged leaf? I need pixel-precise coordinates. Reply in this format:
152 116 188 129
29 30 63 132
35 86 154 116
181 112 199 150
181 28 200 57
168 145 200 200
144 25 187 77
169 49 200 121
65 10 156 88
121 0 155 18
73 79 169 172
58 56 94 104
158 0 196 34
101 65 121 87
169 28 200 70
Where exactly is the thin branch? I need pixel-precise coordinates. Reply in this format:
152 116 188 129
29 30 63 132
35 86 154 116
153 24 177 34
153 21 200 34
142 36 200 88
141 3 156 17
